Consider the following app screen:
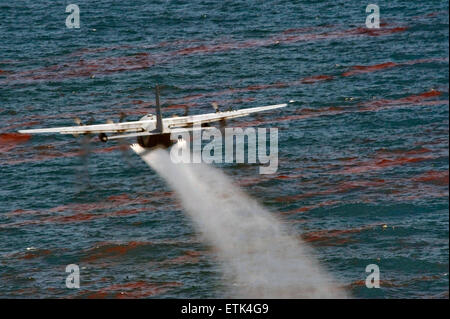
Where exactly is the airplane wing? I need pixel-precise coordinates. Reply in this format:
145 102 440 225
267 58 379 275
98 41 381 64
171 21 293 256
18 119 154 135
163 103 287 129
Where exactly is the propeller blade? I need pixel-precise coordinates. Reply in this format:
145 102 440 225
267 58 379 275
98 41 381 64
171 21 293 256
74 133 92 187
211 102 219 113
116 112 134 167
86 117 95 126
72 116 95 185
220 119 226 128
119 112 127 123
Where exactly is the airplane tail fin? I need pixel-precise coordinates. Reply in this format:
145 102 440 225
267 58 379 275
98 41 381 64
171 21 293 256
155 84 163 132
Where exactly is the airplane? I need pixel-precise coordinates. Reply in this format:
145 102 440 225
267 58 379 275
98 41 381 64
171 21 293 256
18 85 287 149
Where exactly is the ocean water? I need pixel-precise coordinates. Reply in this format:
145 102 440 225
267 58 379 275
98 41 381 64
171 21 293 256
0 0 448 298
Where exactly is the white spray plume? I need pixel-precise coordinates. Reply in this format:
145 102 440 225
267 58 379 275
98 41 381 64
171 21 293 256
131 144 348 298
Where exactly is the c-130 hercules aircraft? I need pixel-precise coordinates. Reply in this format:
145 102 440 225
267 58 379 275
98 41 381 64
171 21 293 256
18 85 287 149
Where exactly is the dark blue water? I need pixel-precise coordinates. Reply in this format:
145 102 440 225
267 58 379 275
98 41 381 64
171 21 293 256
0 1 448 298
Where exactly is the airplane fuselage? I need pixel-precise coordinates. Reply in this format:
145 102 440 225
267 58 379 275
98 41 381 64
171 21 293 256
137 132 175 148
